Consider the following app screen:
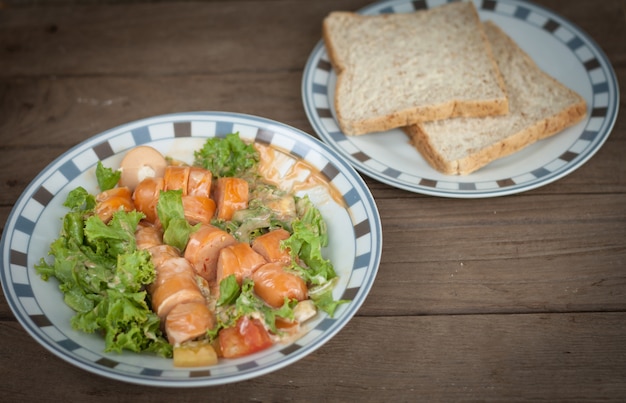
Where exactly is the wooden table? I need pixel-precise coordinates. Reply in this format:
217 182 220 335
1 0 624 400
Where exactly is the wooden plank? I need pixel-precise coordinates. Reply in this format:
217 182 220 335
1 313 625 401
0 1 339 76
0 0 623 78
365 193 626 315
0 72 308 147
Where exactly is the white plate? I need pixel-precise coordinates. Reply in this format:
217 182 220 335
0 112 382 387
302 0 619 198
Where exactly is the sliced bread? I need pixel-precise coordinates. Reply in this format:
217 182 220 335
322 2 509 136
404 22 587 175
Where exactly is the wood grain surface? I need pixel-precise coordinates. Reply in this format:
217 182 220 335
1 0 625 401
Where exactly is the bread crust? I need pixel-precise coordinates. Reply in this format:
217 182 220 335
405 22 587 175
322 3 509 136
406 101 587 175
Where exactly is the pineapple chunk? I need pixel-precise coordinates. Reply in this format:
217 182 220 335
173 341 218 367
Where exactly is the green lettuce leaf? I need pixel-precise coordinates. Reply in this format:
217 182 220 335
35 190 172 357
84 210 144 257
217 274 241 306
193 133 259 179
282 196 336 285
156 189 198 251
279 196 350 317
236 279 295 334
209 277 296 340
95 161 121 191
64 186 96 212
72 288 171 356
308 277 349 317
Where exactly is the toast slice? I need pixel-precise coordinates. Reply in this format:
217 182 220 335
404 22 587 175
322 2 508 136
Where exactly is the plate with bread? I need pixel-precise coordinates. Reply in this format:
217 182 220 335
302 0 618 198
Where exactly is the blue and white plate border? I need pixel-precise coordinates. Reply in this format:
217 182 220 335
302 0 619 198
0 111 382 387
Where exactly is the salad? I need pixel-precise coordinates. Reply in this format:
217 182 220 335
35 133 348 367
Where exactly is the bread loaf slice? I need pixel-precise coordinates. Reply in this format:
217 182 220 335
322 2 508 136
404 22 587 175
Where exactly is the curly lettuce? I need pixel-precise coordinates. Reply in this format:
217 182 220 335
282 196 349 317
208 275 295 341
193 132 259 179
35 187 172 357
95 161 121 191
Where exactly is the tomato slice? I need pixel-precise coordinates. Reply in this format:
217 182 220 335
219 316 272 358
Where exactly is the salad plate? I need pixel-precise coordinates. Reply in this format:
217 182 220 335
302 0 619 198
0 112 382 387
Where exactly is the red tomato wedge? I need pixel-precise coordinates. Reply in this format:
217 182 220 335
219 316 272 358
